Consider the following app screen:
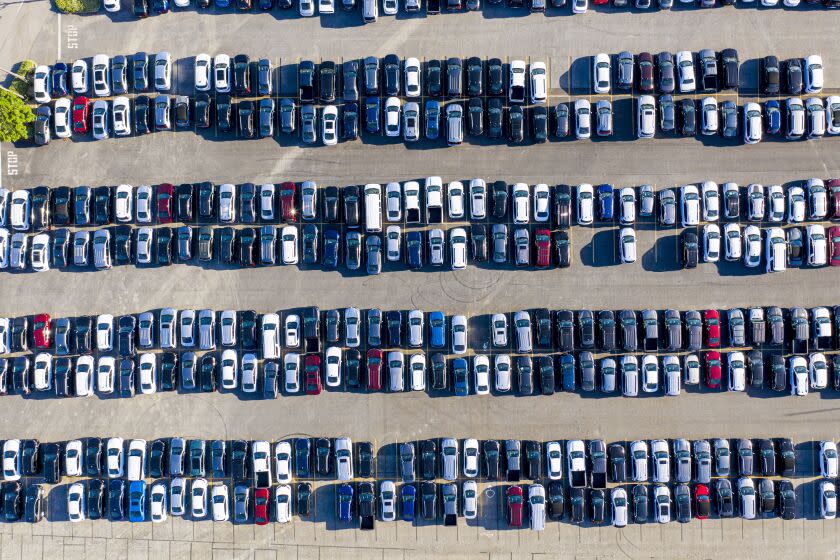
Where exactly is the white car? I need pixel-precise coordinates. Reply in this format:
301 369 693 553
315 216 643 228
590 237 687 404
127 439 146 481
807 224 827 267
546 442 563 480
335 437 353 481
97 356 116 393
463 480 478 520
703 224 721 263
821 441 838 478
275 485 292 523
53 97 72 139
405 58 421 97
2 439 21 481
0 317 9 353
67 483 86 522
451 315 467 355
738 477 756 520
220 348 238 390
301 181 317 220
701 181 719 221
9 190 30 231
676 51 695 93
75 355 95 396
654 485 671 523
92 54 111 96
214 55 231 93
149 482 167 523
345 307 361 348
30 233 50 272
491 314 508 347
106 437 124 478
530 61 548 103
194 54 211 91
322 105 338 145
33 65 51 104
447 181 465 219
325 346 342 387
821 481 837 520
211 484 229 521
612 488 629 528
766 227 787 273
512 183 529 224
805 54 824 93
319 0 335 13
513 311 532 353
572 0 587 12
463 438 480 477
619 228 637 264
495 354 511 392
592 54 611 94
138 353 157 394
103 0 120 11
528 484 546 531
509 60 526 103
662 356 681 396
742 225 761 268
450 228 467 270
284 315 300 349
727 352 746 391
807 178 828 220
473 355 490 395
385 182 402 221
684 354 700 385
680 185 700 227
745 183 764 221
113 184 133 222
574 99 591 140
642 355 659 393
0 229 8 270
790 356 809 396
469 179 486 219
618 187 636 225
136 185 153 223
219 183 236 223
533 183 550 222
111 96 131 136
630 440 648 481
380 481 397 521
91 100 110 139
827 96 840 135
384 97 401 137
386 226 401 262
788 186 806 223
153 52 172 91
388 351 404 392
275 442 293 483
382 0 397 13
71 59 88 94
810 352 829 389
284 354 300 393
743 102 763 144
219 310 236 347
701 97 718 135
577 184 594 225
723 223 741 261
65 440 83 477
299 0 315 15
281 225 299 264
191 478 209 519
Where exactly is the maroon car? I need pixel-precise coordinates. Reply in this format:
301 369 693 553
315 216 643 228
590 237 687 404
534 228 551 267
637 52 655 93
366 349 382 391
827 178 840 219
304 354 321 395
156 183 174 223
279 182 297 222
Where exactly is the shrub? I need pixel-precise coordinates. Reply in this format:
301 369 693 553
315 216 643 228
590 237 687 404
55 0 101 13
9 59 35 99
0 91 36 143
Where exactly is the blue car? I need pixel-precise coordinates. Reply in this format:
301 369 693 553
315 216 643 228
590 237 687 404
406 231 424 269
453 358 469 396
323 229 340 270
425 100 440 140
215 0 230 6
151 0 169 12
559 354 576 392
429 312 446 348
365 97 381 134
51 62 68 97
596 184 614 221
337 483 354 522
128 481 146 522
765 100 781 135
401 484 416 521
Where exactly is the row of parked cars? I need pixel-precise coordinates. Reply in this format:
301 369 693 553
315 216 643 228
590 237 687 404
5 179 839 231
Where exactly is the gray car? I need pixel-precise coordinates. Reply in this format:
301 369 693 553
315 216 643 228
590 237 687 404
260 225 276 265
580 351 595 392
198 227 213 262
767 306 785 345
728 308 746 347
300 104 317 144
685 310 702 352
693 440 712 484
138 311 155 349
713 438 730 477
673 439 691 483
736 438 753 476
619 310 638 352
657 52 676 94
366 235 382 275
721 100 738 138
198 309 215 350
154 94 170 130
641 310 658 351
663 310 681 350
659 189 676 226
54 318 71 355
442 483 458 522
748 308 765 345
279 98 296 134
441 438 458 481
601 358 617 393
177 226 193 262
505 440 521 481
159 308 176 350
400 442 415 483
492 224 508 264
513 227 529 266
170 437 185 476
660 95 675 132
617 51 634 90
233 484 249 523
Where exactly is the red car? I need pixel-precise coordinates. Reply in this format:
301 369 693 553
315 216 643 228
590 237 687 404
156 183 174 223
304 354 321 395
637 52 655 93
694 484 711 520
71 96 88 134
534 228 551 267
829 226 840 267
33 314 51 349
366 349 382 391
703 309 720 348
705 351 722 389
506 486 523 527
253 488 270 525
279 182 297 222
827 179 840 219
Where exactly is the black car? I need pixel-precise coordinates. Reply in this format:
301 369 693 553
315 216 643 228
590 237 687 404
134 95 151 134
555 310 574 351
30 186 50 231
11 317 28 353
23 484 44 523
295 438 311 478
214 95 233 133
189 440 206 477
50 186 72 226
777 438 795 477
524 440 541 479
231 440 248 479
421 481 437 520
13 357 30 395
720 48 739 90
176 183 194 222
52 228 71 268
590 488 606 524
784 58 803 95
195 92 212 128
554 103 570 138
487 97 503 139
21 440 40 475
342 60 359 101
86 479 105 520
537 355 555 395
238 228 257 267
239 310 258 350
342 102 359 140
419 439 437 480
426 59 442 97
679 98 696 136
357 441 374 478
383 54 400 96
534 308 552 349
470 224 487 262
2 482 22 522
93 186 112 225
114 225 133 265
118 358 135 397
160 352 177 391
547 481 565 520
319 61 337 103
404 231 422 269
386 311 402 347
109 479 125 520
298 61 316 102
466 56 483 96
467 98 483 136
531 106 548 142
199 354 216 391
0 360 6 396
553 230 571 266
233 54 251 95
197 182 215 221
345 349 361 387
118 315 136 357
42 443 61 484
430 353 446 390
133 0 149 17
507 105 524 143
302 224 318 264
343 185 360 227
777 480 795 520
149 439 167 478
445 57 462 97
517 356 533 396
491 181 507 219
238 100 255 138
73 186 91 226
487 58 503 96
240 183 257 223
762 56 780 95
315 437 331 475
296 482 312 518
569 487 585 524
364 97 381 134
85 437 103 476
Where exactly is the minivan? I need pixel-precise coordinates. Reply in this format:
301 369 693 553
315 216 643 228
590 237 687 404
364 184 382 233
362 0 378 22
637 95 656 138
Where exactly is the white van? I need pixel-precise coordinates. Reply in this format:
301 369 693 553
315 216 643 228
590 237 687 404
261 313 281 360
363 0 378 22
364 184 382 233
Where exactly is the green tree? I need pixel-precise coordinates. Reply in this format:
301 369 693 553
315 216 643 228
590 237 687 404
0 90 35 143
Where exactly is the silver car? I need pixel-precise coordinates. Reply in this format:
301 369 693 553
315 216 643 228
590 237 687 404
441 438 458 481
492 224 508 264
345 307 361 348
138 312 155 349
159 308 177 349
673 439 691 483
693 440 712 483
220 310 237 347
514 311 532 353
300 104 317 144
659 189 676 226
198 309 216 350
513 227 529 266
407 310 424 348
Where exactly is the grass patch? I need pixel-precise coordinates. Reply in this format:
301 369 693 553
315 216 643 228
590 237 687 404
9 59 35 100
55 0 101 13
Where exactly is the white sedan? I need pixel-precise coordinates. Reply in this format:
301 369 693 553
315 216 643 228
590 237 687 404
703 224 721 263
281 225 299 264
275 485 292 522
618 228 637 264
